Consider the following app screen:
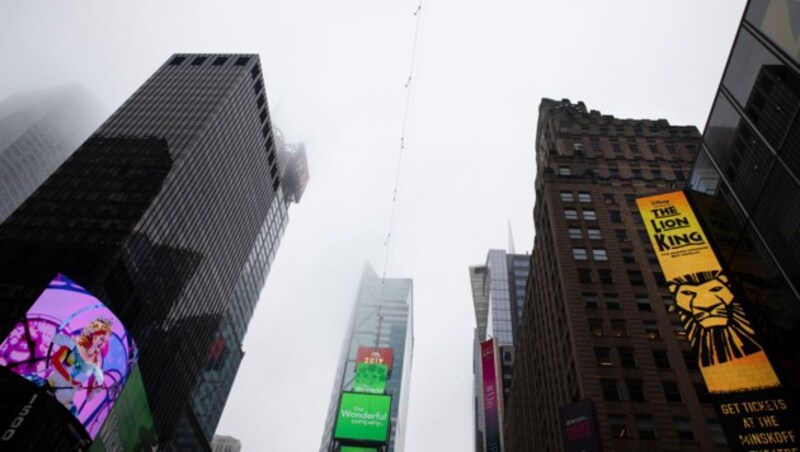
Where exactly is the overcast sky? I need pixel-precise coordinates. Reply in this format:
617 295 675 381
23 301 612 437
0 0 747 450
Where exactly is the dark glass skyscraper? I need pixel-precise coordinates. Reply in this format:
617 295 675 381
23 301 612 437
689 0 800 441
0 54 305 450
320 265 413 452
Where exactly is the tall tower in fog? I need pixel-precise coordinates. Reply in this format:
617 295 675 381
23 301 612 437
0 54 306 450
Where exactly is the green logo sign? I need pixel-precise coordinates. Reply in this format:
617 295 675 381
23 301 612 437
353 362 388 394
340 447 377 452
334 392 391 443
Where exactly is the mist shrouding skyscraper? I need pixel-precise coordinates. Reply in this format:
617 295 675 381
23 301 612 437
504 99 730 451
0 85 105 223
320 265 413 452
0 53 306 451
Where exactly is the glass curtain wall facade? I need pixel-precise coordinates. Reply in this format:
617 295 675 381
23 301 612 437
320 265 414 452
0 54 291 450
690 0 800 418
0 86 105 222
471 250 530 452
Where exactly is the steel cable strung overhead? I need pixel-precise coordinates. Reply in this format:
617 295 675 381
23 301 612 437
381 0 425 287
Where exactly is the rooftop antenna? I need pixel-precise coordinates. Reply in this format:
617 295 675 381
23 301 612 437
508 220 515 254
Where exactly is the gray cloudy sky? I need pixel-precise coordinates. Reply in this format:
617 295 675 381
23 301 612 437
1 0 746 450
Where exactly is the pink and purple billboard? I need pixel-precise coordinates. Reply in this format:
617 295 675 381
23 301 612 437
481 338 503 452
0 274 137 439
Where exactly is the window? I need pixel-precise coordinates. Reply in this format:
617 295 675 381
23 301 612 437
632 169 643 179
595 347 613 366
578 269 593 283
652 169 662 179
589 318 604 336
578 192 592 203
573 248 588 261
625 194 637 205
564 209 578 220
611 319 628 337
604 193 616 204
618 347 636 368
695 381 710 403
636 415 656 439
653 350 671 369
213 56 228 66
622 249 636 263
610 210 622 223
587 228 602 240
235 56 250 66
582 292 598 309
653 272 667 287
635 295 651 311
191 56 206 65
663 381 682 402
638 229 650 242
662 296 676 312
615 229 629 241
645 249 657 263
559 166 572 176
593 248 608 261
644 321 660 340
609 167 620 178
170 56 186 65
610 415 628 438
601 379 620 400
568 228 583 239
583 209 597 221
708 421 727 445
604 293 620 310
674 418 695 441
573 141 585 151
599 269 613 284
560 191 574 202
632 211 643 224
628 271 645 286
683 351 699 370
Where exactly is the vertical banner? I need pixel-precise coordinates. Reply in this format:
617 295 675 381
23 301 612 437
481 338 503 452
637 191 799 450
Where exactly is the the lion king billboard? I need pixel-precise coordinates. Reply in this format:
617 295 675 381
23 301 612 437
638 190 798 450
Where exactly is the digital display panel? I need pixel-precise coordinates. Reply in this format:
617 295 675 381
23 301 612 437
638 191 799 450
560 399 599 452
89 366 156 451
353 363 388 394
340 447 377 452
0 274 137 440
355 347 394 373
334 392 391 444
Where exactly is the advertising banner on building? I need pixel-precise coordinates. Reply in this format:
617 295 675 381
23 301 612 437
560 399 599 452
355 347 394 374
340 447 377 452
481 338 503 452
353 362 388 394
0 274 138 441
334 392 391 444
638 191 799 450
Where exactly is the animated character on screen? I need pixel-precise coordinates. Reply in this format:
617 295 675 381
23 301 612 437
47 317 113 415
669 270 762 367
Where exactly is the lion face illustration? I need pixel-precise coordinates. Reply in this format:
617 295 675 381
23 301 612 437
669 271 762 367
672 275 734 328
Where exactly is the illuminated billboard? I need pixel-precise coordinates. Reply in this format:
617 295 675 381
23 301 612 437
89 366 156 451
560 399 599 452
340 447 377 452
638 191 800 450
355 347 394 373
334 392 391 444
353 362 388 394
0 274 137 440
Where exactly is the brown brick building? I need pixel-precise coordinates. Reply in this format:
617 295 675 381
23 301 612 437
504 99 728 451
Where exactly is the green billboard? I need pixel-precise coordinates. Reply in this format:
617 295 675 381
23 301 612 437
334 392 391 443
353 363 388 394
89 366 157 451
340 447 377 452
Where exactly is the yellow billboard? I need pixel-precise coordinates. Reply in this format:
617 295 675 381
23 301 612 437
637 191 779 393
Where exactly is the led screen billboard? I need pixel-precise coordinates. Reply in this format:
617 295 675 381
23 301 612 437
334 392 391 444
89 366 157 451
638 191 799 450
0 274 137 440
481 338 503 452
355 347 394 373
560 399 599 452
353 363 388 394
